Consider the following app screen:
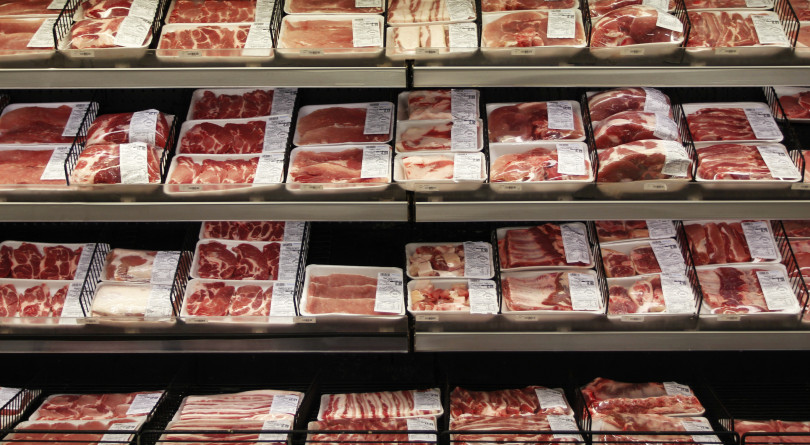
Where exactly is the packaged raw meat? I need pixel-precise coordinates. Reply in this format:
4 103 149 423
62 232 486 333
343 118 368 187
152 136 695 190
686 11 791 56
301 265 406 316
200 221 295 242
165 154 284 192
590 0 675 18
90 282 175 319
294 103 394 146
395 119 484 152
394 152 486 190
596 140 694 183
173 389 303 421
285 0 384 13
0 17 55 60
481 10 587 56
450 386 574 418
0 279 71 319
160 419 292 445
317 388 443 420
489 143 594 190
732 419 810 441
277 15 384 57
307 418 435 445
191 239 289 281
608 273 699 316
187 88 277 121
497 223 594 270
69 143 164 185
180 279 277 319
157 23 274 61
685 0 772 8
696 143 801 185
386 24 479 60
697 264 801 314
450 414 582 445
790 0 810 19
482 0 579 11
593 111 680 150
587 88 673 123
399 90 480 121
596 220 677 244
684 220 780 266
783 220 810 238
0 241 91 280
29 391 164 420
287 146 392 187
64 17 152 50
408 280 471 312
102 249 183 283
0 102 93 145
602 241 670 278
0 147 69 186
3 418 144 445
78 0 133 18
167 0 257 23
501 269 603 312
774 87 810 121
590 6 684 48
592 413 716 443
684 102 783 143
799 26 810 53
0 0 56 16
582 378 705 416
387 0 476 24
85 110 172 148
487 101 586 143
406 242 495 279
177 118 276 155
789 238 810 279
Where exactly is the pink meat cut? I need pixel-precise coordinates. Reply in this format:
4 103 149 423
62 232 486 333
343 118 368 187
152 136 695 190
734 419 810 442
175 390 302 421
1 242 83 280
451 414 578 445
402 155 456 180
103 249 156 282
307 418 415 445
482 0 577 11
162 420 286 445
184 281 272 317
491 147 591 183
783 220 810 238
159 25 249 50
597 140 693 182
5 419 142 445
304 274 388 315
191 90 273 120
202 221 286 242
697 266 786 313
297 108 390 145
488 102 585 142
591 6 683 47
595 413 710 444
168 0 255 23
502 271 579 311
180 120 266 154
582 378 704 415
588 88 672 122
450 386 573 418
687 11 767 47
596 221 650 243
593 111 680 149
603 245 662 278
499 223 590 269
85 111 171 148
287 0 384 13
408 90 453 120
686 108 761 142
609 275 668 313
279 19 357 49
0 0 53 16
0 149 66 185
697 144 793 180
777 92 810 119
69 17 150 49
387 0 474 24
407 244 466 278
290 149 389 184
482 11 586 48
0 18 51 50
30 392 162 420
318 389 442 420
167 156 259 184
70 143 163 184
80 0 133 18
397 121 455 151
410 282 469 311
195 241 280 280
2 283 69 318
684 221 756 266
391 25 452 53
590 0 675 18
790 239 810 280
0 105 75 144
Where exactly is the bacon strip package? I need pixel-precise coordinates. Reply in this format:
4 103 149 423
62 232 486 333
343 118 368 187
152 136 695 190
450 386 574 418
592 413 716 443
317 388 444 420
450 414 581 445
582 378 705 416
3 418 144 445
173 389 303 421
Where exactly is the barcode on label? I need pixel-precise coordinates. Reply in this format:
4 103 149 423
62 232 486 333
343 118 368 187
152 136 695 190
643 88 670 113
100 423 139 444
271 88 297 116
151 251 180 285
449 23 477 48
661 141 690 177
547 415 583 441
451 89 478 120
277 242 301 282
243 22 273 56
374 271 404 314
129 109 159 145
254 153 285 184
744 107 782 140
112 15 151 48
263 115 292 152
283 221 305 242
653 113 680 141
269 394 300 414
119 142 149 184
556 143 587 176
258 419 292 442
535 388 567 409
406 418 437 442
757 270 796 311
561 223 590 265
757 145 800 180
656 12 682 32
741 221 778 260
446 0 474 21
58 282 85 324
650 239 686 275
126 392 162 415
146 284 173 318
547 101 575 130
27 18 57 48
363 103 393 135
663 382 692 396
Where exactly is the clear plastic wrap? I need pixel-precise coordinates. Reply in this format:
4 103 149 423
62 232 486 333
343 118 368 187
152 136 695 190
775 87 810 121
684 102 782 143
590 0 675 18
307 418 434 445
86 111 171 147
181 279 275 318
498 223 594 270
789 239 810 279
402 89 478 121
294 103 393 146
596 140 693 183
201 221 289 242
587 88 673 123
406 242 495 279
602 240 671 278
157 23 251 52
288 146 392 185
593 111 680 149
686 11 789 49
451 414 581 445
102 249 160 282
593 413 714 443
783 220 810 238
167 0 257 23
487 101 586 143
166 154 265 187
685 0 772 8
191 239 283 280
0 0 56 16
70 143 163 185
500 269 602 311
0 17 53 54
684 220 780 266
399 153 484 180
481 10 587 49
177 118 270 155
489 144 592 183
90 282 159 317
278 15 384 56
449 386 574 418
696 144 800 182
395 119 484 152
4 418 144 444
300 265 405 316
67 17 152 50
160 419 291 445
608 275 667 313
29 392 163 420
173 389 302 421
590 6 684 47
188 88 275 120
387 24 478 60
582 378 705 416
596 220 670 244
697 264 800 314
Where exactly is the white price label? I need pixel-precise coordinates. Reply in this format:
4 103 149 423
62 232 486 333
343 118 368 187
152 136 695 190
453 153 481 181
663 381 693 396
681 419 720 443
414 389 442 411
451 89 478 120
283 221 305 242
642 0 669 10
75 243 98 281
277 242 301 282
146 284 174 318
269 282 297 317
757 270 796 311
415 48 441 55
745 0 768 6
255 0 275 21
356 0 382 6
361 146 391 179
535 388 567 409
27 18 57 48
352 17 382 47
449 23 477 48
646 220 676 239
464 242 492 278
661 141 690 177
263 115 292 152
547 9 576 39
561 223 590 265
451 119 478 151
655 12 682 32
511 48 535 56
113 15 151 48
556 143 587 176
468 279 498 314
150 251 180 285
620 47 645 56
650 239 686 274
660 273 694 314
254 153 285 184
446 0 474 20
129 109 158 145
125 392 162 415
751 14 789 45
100 422 139 444
258 418 292 442
547 415 583 441
62 103 90 138
271 88 297 116
119 142 150 184
374 272 403 314
364 102 393 135
547 101 575 131
644 182 667 191
179 50 202 57
569 272 601 311
744 107 782 140
243 22 273 56
757 145 800 180
643 88 670 113
741 221 778 260
40 145 70 181
58 282 85 324
654 113 679 141
407 418 437 442
129 0 159 19
47 0 68 9
716 47 740 54
0 388 21 408
793 183 810 191
269 394 300 414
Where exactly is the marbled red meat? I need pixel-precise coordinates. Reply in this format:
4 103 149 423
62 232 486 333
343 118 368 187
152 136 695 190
184 281 272 317
502 271 581 311
696 144 796 180
304 273 392 315
0 105 74 144
686 107 760 141
450 386 573 418
318 389 441 420
778 91 810 119
397 121 454 151
588 88 672 122
287 0 383 13
196 241 280 280
159 24 249 50
488 102 585 142
490 147 591 182
483 0 577 11
590 0 675 17
5 419 142 445
608 275 667 313
0 0 53 15
167 156 259 184
80 0 133 18
407 90 453 120
596 221 650 243
387 0 474 23
168 0 255 23
499 223 590 269
1 242 83 280
0 283 69 318
290 148 389 184
307 418 417 445
70 143 163 184
85 111 171 148
593 111 680 149
591 6 683 47
202 221 286 242
687 11 771 47
410 282 469 311
102 249 156 282
684 221 759 266
190 90 273 120
450 414 577 445
180 120 266 154
279 19 358 49
783 221 810 238
69 17 150 49
482 10 586 47
297 108 390 146
697 266 788 313
30 392 161 420
597 140 692 182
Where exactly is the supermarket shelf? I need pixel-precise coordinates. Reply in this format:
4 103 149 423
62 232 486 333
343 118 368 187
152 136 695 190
414 331 810 351
411 65 810 87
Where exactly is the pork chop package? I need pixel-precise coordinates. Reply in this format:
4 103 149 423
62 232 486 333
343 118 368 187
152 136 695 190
696 263 802 315
684 220 781 266
582 378 705 416
398 90 480 121
29 391 164 420
0 146 71 187
277 14 385 58
285 0 384 13
394 152 486 191
0 102 94 145
317 388 443 420
395 119 485 153
774 86 810 122
307 418 437 445
696 143 801 186
286 146 393 190
294 103 394 146
406 242 495 279
592 111 681 150
449 386 574 419
387 0 476 24
0 241 97 281
165 153 286 194
69 143 165 185
450 413 582 445
102 249 182 283
589 6 685 58
3 418 145 445
187 88 294 120
180 279 288 321
177 117 286 155
191 239 301 282
497 223 595 271
596 220 679 244
500 269 605 314
90 282 175 320
171 389 303 422
590 0 675 18
85 110 173 148
157 23 274 61
596 140 694 184
0 17 56 62
0 279 73 320
487 101 586 143
592 413 717 443
684 102 783 143
300 265 406 316
481 10 587 58
587 88 673 123
161 419 293 445
601 238 688 278
200 221 306 242
63 16 154 52
489 143 594 193
167 0 261 23
386 24 479 61
686 10 791 57
607 273 699 315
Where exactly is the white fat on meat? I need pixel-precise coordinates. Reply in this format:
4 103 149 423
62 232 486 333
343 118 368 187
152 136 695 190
402 155 455 180
392 25 449 50
91 284 151 317
176 390 303 421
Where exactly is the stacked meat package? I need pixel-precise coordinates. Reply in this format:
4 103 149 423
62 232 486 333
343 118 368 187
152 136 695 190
300 264 406 316
394 89 487 191
449 385 582 445
307 388 442 443
60 0 164 58
182 220 305 321
166 88 296 193
384 0 477 59
158 0 275 61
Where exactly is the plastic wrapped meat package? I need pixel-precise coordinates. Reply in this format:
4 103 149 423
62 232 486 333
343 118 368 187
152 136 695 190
596 220 679 244
387 0 476 24
489 143 594 193
386 24 479 60
180 279 279 322
774 87 810 121
449 386 574 418
307 418 437 445
89 282 175 321
62 16 154 59
408 279 471 312
450 414 582 445
285 0 384 13
294 103 394 146
500 270 604 317
607 274 700 317
590 0 674 18
482 0 578 11
487 101 586 143
684 102 783 143
696 143 801 189
731 419 810 441
601 239 687 278
686 11 791 57
684 220 780 266
300 265 406 316
395 119 484 153
697 264 801 314
0 0 57 16
171 389 302 423
0 279 73 322
587 88 673 123
2 418 145 445
317 388 443 419
85 110 172 148
157 23 274 62
160 419 292 445
287 146 392 191
177 117 275 155
277 15 384 57
201 221 292 242
398 90 480 121
593 111 681 149
187 89 277 120
0 17 55 62
69 143 164 185
589 6 685 59
582 377 705 416
191 239 289 281
0 146 71 187
394 152 486 191
102 249 161 282
481 10 587 59
596 140 694 193
0 102 92 145
0 241 91 280
165 154 284 194
497 223 594 271
592 413 718 444
167 0 258 23
28 390 164 420
406 242 494 279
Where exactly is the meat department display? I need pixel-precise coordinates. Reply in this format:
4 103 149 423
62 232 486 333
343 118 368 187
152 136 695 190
0 242 86 280
487 102 586 143
481 11 587 50
192 240 282 280
173 389 303 421
387 0 476 24
285 0 384 13
589 6 684 47
167 0 256 23
188 89 274 120
683 220 778 266
181 280 274 317
178 119 269 155
29 391 164 420
0 148 68 186
482 0 578 11
587 88 673 122
581 377 705 415
498 223 593 270
684 104 783 142
409 280 470 311
450 386 574 417
501 270 602 311
592 111 680 149
0 280 69 318
288 147 391 185
696 144 800 181
317 388 443 419
596 140 693 183
85 111 171 148
0 103 88 145
0 18 53 51
294 104 393 146
69 143 164 185
201 221 288 242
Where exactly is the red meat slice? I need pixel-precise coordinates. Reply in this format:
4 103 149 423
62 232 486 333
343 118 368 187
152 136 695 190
595 220 650 243
686 11 762 47
168 0 255 23
85 111 171 148
685 221 754 266
0 246 12 278
686 108 758 142
602 249 635 278
597 140 692 182
159 25 250 50
50 285 68 317
202 221 286 241
630 246 662 274
0 105 75 144
697 266 772 313
12 242 43 279
228 284 267 316
488 102 585 142
296 108 390 146
180 120 266 154
190 90 273 120
502 272 575 311
196 242 238 279
0 284 19 317
80 0 133 18
40 246 77 280
696 144 785 180
19 283 51 317
231 243 270 280
499 223 590 269
591 5 683 47
185 281 233 316
588 88 672 122
263 243 280 281
407 90 452 120
0 149 66 185
779 92 810 119
590 0 675 17
593 111 680 149
167 156 259 185
481 10 586 47
310 274 378 287
69 143 163 184
289 148 388 184
305 296 378 315
287 0 384 13
482 0 577 11
278 19 356 49
0 0 53 15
